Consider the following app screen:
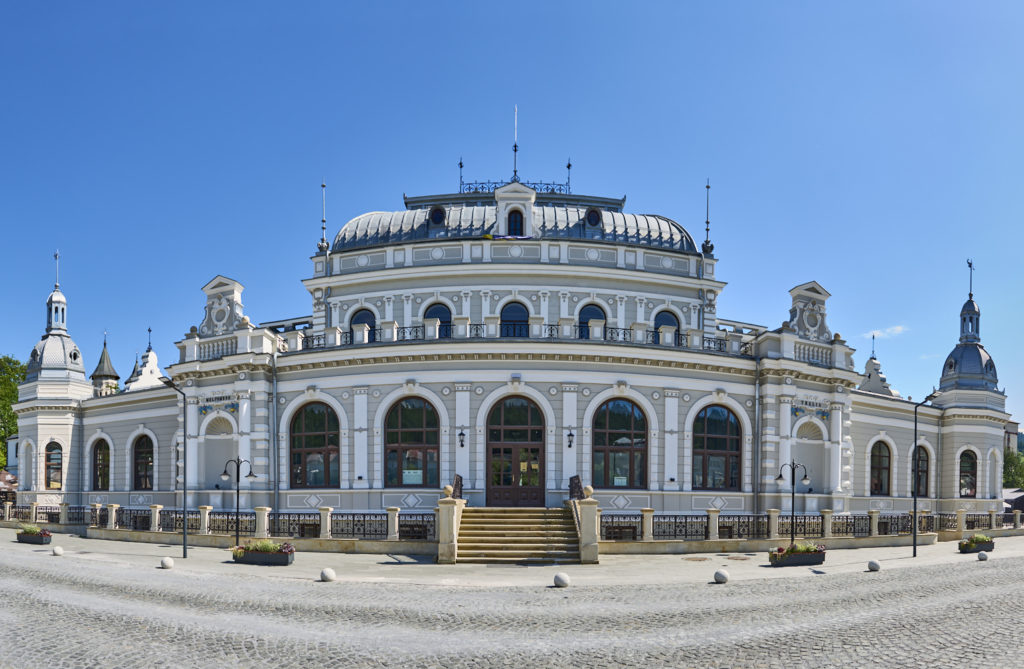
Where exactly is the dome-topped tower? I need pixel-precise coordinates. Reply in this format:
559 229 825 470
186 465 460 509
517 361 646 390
25 272 87 384
939 293 998 392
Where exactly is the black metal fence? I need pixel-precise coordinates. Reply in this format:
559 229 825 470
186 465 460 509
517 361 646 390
158 509 201 533
779 514 824 538
831 515 872 537
10 506 31 522
878 514 913 535
269 512 321 538
965 513 991 530
600 514 642 540
330 513 387 539
116 507 151 530
34 505 61 524
208 511 256 537
66 506 89 525
91 506 109 527
398 513 436 541
719 515 770 539
652 515 708 540
936 513 959 531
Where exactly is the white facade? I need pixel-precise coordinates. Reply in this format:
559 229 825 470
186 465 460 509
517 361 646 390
13 181 1012 514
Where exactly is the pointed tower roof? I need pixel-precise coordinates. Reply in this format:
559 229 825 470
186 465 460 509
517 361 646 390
89 339 119 382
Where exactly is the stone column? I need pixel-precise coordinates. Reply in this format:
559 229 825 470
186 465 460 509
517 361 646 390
641 508 654 542
59 503 69 525
820 509 833 538
578 496 600 564
319 507 333 539
868 509 880 537
106 503 119 529
956 508 966 533
437 497 464 564
767 509 780 539
989 509 999 531
149 504 162 532
1014 510 1021 529
386 507 400 541
707 508 721 541
254 506 270 539
198 505 212 534
3 501 11 521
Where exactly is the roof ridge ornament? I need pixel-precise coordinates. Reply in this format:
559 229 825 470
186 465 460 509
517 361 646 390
317 181 330 254
967 258 974 299
511 104 519 183
701 179 714 256
53 249 60 289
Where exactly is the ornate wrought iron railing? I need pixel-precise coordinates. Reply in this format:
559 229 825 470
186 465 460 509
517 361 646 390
91 506 109 527
831 514 872 537
718 514 769 539
302 333 326 350
158 509 201 532
965 513 991 530
438 323 453 338
397 326 424 341
778 514 823 538
499 323 529 338
10 505 31 522
878 514 913 535
208 511 256 537
268 512 321 538
702 337 727 352
34 505 61 524
568 475 583 501
460 179 570 195
468 323 486 338
398 513 436 541
604 327 633 343
543 324 560 338
936 513 959 531
329 513 387 539
115 507 151 531
652 515 708 540
600 513 642 540
66 506 89 525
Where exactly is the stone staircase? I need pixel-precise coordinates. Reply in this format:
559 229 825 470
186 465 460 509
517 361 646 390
456 507 580 564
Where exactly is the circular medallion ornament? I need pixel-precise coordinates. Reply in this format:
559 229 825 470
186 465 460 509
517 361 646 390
803 309 820 331
586 248 599 261
581 388 591 397
652 391 661 400
661 256 673 269
441 387 451 396
372 390 381 398
572 296 579 303
745 399 753 407
238 372 247 380
530 294 537 301
278 396 286 405
549 386 558 396
430 247 444 260
785 377 793 385
356 255 369 267
452 295 459 302
341 391 350 400
474 386 484 395
509 245 523 258
683 394 690 402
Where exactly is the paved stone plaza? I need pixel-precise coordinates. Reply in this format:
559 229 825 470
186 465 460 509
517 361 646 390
0 528 1020 668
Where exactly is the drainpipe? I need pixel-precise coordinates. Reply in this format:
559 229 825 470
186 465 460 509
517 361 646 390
753 356 762 515
271 350 280 513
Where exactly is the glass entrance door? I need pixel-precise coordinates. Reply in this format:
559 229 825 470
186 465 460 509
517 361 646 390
486 397 545 507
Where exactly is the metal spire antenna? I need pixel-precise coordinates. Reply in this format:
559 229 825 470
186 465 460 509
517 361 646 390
871 333 876 358
459 157 464 191
53 250 60 288
317 181 330 255
566 158 572 194
701 180 714 255
967 258 974 299
147 327 152 351
512 105 519 182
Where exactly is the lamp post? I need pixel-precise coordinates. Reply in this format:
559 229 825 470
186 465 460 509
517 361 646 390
913 391 941 558
221 458 258 547
775 461 811 547
160 376 188 559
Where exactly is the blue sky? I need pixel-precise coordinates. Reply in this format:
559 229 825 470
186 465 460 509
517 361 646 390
1 2 1021 422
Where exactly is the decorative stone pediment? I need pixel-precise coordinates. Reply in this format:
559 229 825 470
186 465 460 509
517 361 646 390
787 281 832 342
199 276 246 337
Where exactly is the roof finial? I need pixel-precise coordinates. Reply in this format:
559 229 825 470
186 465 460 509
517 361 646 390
511 104 519 182
147 327 152 352
458 157 464 191
103 329 108 347
871 333 876 358
566 158 572 194
317 180 329 253
701 179 714 255
967 258 974 299
53 249 60 288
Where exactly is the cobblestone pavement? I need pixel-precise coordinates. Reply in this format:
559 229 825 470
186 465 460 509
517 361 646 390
0 533 1018 668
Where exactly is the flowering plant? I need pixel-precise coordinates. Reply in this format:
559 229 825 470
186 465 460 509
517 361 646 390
18 524 51 537
231 539 296 559
770 542 826 560
959 533 992 550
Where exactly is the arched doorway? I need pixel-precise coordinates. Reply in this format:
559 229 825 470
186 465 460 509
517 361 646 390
486 396 544 506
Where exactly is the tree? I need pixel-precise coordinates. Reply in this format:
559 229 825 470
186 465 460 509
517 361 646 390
0 355 27 470
1003 446 1024 490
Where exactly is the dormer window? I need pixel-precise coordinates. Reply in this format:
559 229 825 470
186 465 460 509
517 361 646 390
508 210 524 236
586 208 601 226
429 207 446 225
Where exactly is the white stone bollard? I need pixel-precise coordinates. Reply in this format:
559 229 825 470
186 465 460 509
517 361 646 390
553 572 571 588
867 560 881 572
714 569 729 584
161 557 174 569
978 552 989 562
320 567 337 582
52 546 64 557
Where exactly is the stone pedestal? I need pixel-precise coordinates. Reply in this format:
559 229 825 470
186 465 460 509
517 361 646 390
868 509 880 537
149 504 163 532
641 508 654 541
820 509 833 538
106 504 119 530
706 508 721 541
319 507 333 539
386 507 400 541
254 507 270 539
767 509 780 539
198 505 213 535
578 498 600 564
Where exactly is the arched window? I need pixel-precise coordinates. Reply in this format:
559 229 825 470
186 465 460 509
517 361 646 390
290 402 340 488
577 304 605 340
592 399 647 488
424 303 452 339
507 209 524 236
913 446 928 497
500 302 529 338
692 406 741 490
870 442 890 496
350 309 377 343
653 310 679 332
45 443 62 490
133 435 154 490
92 440 110 491
385 398 440 487
959 451 977 498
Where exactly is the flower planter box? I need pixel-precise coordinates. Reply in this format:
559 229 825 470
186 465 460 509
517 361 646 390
233 551 294 566
769 551 826 567
17 534 51 545
959 541 994 554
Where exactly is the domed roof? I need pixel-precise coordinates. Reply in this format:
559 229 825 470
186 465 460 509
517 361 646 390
25 333 86 382
332 204 698 255
960 297 980 316
939 343 998 391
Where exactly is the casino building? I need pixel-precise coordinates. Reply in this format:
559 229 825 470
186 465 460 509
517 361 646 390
10 175 1012 516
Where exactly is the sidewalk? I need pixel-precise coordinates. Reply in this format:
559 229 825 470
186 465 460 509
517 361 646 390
4 526 1015 588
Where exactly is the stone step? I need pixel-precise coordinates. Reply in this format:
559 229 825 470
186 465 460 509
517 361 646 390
459 529 577 537
457 549 580 559
456 556 581 565
459 539 578 547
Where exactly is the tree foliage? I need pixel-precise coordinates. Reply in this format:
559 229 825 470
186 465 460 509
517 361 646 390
0 355 27 470
1003 446 1024 490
